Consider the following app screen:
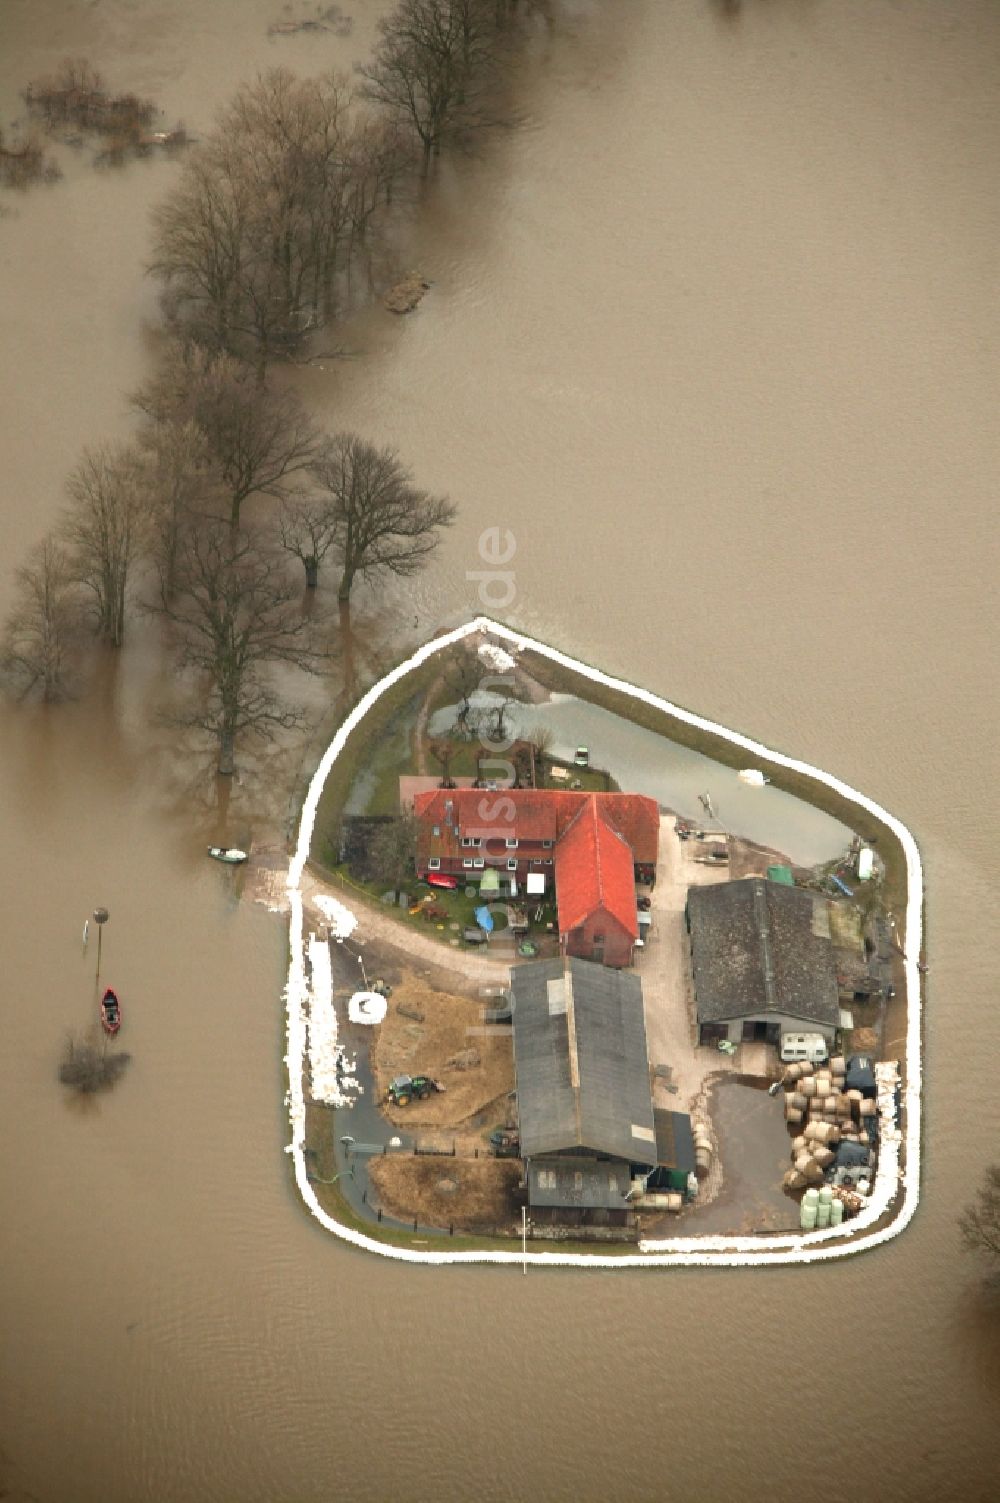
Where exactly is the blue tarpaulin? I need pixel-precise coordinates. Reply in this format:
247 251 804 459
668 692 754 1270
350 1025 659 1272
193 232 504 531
475 905 494 932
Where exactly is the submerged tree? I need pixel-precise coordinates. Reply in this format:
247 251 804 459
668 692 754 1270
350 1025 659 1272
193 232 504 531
153 515 330 775
0 535 83 700
139 416 217 602
277 493 340 589
148 69 407 370
960 1163 1000 1269
133 345 319 530
312 432 456 625
59 1035 132 1093
358 0 498 162
62 442 145 648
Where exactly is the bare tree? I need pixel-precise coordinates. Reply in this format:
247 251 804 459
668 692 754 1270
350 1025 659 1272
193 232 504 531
133 345 319 529
474 673 518 746
62 442 145 647
444 646 485 739
358 0 498 162
139 417 217 602
1 535 82 700
148 70 400 370
960 1164 1000 1267
428 735 458 784
529 724 553 760
277 493 340 589
312 431 456 624
59 1034 132 1093
153 514 330 775
365 811 418 887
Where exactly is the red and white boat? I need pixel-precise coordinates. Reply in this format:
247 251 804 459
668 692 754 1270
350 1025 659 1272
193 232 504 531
100 987 121 1035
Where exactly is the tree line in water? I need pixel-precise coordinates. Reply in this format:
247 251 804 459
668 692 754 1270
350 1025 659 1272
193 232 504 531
2 1 549 774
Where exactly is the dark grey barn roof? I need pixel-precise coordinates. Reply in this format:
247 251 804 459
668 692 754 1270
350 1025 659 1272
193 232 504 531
688 878 840 1029
653 1109 696 1174
510 957 657 1165
527 1156 632 1210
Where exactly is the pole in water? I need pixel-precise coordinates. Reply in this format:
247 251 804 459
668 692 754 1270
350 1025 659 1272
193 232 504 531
93 906 109 981
522 1205 527 1275
82 919 89 947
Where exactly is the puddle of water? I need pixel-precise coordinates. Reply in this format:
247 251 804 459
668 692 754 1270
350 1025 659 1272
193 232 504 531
429 691 852 864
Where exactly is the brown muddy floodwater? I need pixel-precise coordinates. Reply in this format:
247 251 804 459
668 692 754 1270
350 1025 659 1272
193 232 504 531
1 2 998 1500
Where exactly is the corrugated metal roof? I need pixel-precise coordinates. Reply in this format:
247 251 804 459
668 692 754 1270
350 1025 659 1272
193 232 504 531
528 1155 632 1209
511 958 656 1164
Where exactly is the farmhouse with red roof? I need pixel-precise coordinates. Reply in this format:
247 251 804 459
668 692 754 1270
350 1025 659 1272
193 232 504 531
412 788 659 968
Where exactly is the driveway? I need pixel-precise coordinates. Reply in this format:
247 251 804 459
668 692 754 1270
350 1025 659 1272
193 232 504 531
299 865 514 986
635 816 772 1114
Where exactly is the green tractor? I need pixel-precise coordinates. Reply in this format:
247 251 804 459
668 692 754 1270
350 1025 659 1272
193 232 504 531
387 1074 441 1107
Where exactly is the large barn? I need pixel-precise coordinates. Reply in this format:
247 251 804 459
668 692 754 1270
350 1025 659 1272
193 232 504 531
510 957 656 1227
687 877 841 1047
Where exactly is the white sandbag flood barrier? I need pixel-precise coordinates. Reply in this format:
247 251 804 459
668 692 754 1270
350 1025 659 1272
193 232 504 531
284 616 923 1268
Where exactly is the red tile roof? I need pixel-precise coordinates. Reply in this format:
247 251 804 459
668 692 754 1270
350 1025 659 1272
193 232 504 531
412 788 656 940
594 793 660 865
412 787 659 860
555 798 639 938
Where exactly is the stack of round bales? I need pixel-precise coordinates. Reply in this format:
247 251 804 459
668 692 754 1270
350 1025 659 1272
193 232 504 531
691 1121 714 1180
780 1054 875 1215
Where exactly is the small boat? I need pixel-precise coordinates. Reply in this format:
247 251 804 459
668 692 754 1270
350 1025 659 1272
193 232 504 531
207 846 248 865
100 987 121 1035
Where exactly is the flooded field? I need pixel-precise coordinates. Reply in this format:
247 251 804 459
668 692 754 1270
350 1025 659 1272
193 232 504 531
0 1 997 1500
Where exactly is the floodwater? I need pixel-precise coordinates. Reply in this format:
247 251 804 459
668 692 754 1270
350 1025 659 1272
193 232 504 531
1 2 998 1500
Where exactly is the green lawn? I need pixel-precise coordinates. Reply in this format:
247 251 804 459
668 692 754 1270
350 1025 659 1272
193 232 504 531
325 864 492 944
